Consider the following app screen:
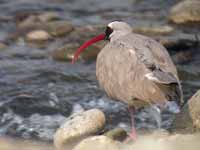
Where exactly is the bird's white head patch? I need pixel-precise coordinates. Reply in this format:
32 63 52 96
106 21 132 41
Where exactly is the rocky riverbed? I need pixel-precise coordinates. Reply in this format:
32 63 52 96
0 0 200 149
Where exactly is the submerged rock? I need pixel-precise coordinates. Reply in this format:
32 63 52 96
51 43 79 61
0 42 7 50
54 109 105 149
172 50 193 64
73 135 120 150
46 21 74 37
172 90 200 133
16 11 60 29
169 0 200 24
17 15 41 29
156 33 199 51
133 25 174 35
51 41 105 62
26 30 51 42
38 12 60 22
14 11 73 43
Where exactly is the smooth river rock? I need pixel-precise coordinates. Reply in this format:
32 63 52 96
54 109 105 149
172 90 200 133
169 0 200 24
73 135 120 150
26 30 51 42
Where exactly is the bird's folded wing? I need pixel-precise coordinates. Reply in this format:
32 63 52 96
145 70 178 84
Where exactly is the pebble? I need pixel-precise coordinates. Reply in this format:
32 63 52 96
26 30 51 41
53 109 105 149
169 0 200 24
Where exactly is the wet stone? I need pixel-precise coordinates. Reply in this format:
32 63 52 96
172 90 200 133
51 43 79 61
54 109 105 149
51 41 105 62
26 30 51 42
16 12 59 29
169 0 200 24
133 25 174 35
38 12 60 22
104 128 127 141
72 136 120 150
172 50 193 64
17 15 41 29
46 21 74 37
0 43 7 50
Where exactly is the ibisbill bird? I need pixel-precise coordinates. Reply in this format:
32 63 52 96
72 21 183 140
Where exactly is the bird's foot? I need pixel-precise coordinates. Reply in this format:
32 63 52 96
124 129 137 143
128 129 137 141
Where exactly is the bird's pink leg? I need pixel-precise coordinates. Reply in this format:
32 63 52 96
128 106 137 140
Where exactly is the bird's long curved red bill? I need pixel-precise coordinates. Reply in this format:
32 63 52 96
71 34 105 64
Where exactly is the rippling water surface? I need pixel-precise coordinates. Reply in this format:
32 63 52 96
0 0 200 141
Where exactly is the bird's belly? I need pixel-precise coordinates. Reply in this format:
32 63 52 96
96 49 166 105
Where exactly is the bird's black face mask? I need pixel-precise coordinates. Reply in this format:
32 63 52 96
105 26 113 41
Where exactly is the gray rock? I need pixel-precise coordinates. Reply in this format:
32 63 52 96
46 21 74 37
172 90 200 133
72 136 120 150
54 109 105 149
169 0 200 24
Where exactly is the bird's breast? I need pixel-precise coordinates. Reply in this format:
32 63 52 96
96 43 144 103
